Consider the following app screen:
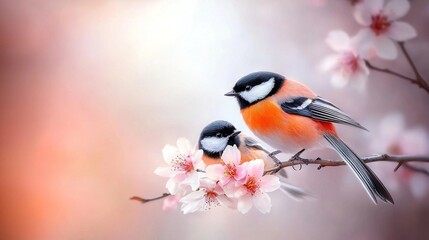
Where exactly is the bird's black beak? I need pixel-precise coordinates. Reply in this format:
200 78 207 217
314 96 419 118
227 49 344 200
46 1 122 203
225 90 238 97
230 131 241 138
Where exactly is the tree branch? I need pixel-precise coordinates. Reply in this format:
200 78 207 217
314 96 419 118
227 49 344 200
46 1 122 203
365 43 429 94
398 42 429 93
132 153 429 205
264 152 429 177
365 60 416 82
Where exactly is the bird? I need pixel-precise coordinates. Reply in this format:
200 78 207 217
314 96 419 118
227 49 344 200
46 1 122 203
198 120 314 201
224 71 393 204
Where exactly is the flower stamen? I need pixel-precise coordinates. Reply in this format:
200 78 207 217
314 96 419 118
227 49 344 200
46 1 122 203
244 176 259 195
370 13 390 36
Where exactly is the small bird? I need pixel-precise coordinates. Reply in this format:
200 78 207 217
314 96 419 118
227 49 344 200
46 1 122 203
225 71 393 204
198 120 313 201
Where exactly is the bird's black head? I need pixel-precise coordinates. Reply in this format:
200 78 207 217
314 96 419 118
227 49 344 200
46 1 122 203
225 71 285 109
198 120 241 158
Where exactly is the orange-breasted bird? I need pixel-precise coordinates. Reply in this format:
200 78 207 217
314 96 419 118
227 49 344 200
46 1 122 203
198 120 313 200
225 71 393 204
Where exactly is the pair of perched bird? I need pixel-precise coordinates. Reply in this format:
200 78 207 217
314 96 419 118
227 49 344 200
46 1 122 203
196 71 393 204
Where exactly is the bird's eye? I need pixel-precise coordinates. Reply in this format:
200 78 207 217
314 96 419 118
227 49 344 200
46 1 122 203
245 85 252 91
215 133 222 138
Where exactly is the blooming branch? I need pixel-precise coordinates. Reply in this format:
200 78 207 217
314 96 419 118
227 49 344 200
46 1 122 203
322 0 429 94
132 151 429 207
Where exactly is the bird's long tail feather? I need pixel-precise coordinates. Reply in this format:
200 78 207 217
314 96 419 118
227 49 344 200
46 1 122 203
277 169 316 201
324 133 394 204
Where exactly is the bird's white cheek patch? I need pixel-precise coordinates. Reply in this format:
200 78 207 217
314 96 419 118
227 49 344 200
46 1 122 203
239 78 275 103
200 137 228 153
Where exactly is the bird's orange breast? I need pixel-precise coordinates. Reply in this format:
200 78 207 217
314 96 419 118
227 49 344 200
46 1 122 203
240 99 323 142
202 155 222 166
240 79 337 150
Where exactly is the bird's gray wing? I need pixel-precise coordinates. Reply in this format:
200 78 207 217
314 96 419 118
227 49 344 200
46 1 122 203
280 96 367 130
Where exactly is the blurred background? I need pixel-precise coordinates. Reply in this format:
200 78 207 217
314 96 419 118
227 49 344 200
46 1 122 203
1 0 428 239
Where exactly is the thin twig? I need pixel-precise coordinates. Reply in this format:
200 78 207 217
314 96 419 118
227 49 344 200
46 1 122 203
365 43 429 94
398 42 429 93
130 193 170 204
365 60 416 82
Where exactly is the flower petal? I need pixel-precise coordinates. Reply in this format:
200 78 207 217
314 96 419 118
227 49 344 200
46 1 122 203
358 58 370 75
219 175 232 186
320 55 340 72
365 0 384 13
260 175 281 193
234 165 247 182
166 174 185 194
182 171 200 190
353 28 377 59
162 144 179 165
384 0 410 20
206 164 226 181
231 145 241 166
180 190 205 203
222 181 241 197
162 195 181 211
217 194 236 209
181 198 205 214
353 3 373 26
387 21 417 41
252 191 272 214
237 194 253 214
325 31 351 51
349 71 369 93
331 72 349 88
192 149 204 169
199 178 217 189
177 138 192 155
246 159 264 178
221 145 241 165
374 35 398 60
154 166 175 177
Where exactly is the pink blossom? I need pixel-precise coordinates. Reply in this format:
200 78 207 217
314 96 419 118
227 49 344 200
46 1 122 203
321 31 370 89
162 195 181 211
206 145 247 195
154 138 204 194
371 113 429 199
353 0 417 60
179 178 235 214
233 159 280 214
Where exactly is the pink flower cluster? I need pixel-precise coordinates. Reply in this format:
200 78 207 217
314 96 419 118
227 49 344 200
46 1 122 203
155 139 280 214
321 0 417 89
